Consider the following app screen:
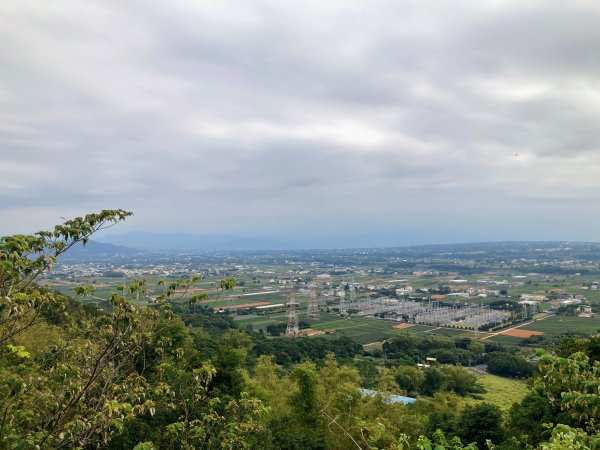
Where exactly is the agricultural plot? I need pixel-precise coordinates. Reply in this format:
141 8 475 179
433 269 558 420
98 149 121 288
427 327 471 337
310 318 398 344
218 301 272 310
47 278 125 299
487 334 526 346
310 318 354 331
362 341 384 352
210 291 287 308
47 276 170 305
580 290 600 306
236 310 323 326
342 323 400 344
233 314 289 328
388 324 472 338
47 275 228 305
520 315 600 336
308 318 477 344
392 324 439 334
500 329 544 338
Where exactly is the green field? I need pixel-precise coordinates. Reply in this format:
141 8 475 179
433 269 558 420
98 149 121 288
235 312 401 344
234 313 290 328
310 318 397 344
521 315 600 336
396 324 439 334
485 314 600 346
466 373 529 411
426 327 471 337
237 311 505 345
487 334 525 345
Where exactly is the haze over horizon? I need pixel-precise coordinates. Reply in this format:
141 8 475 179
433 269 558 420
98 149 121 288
2 1 600 245
95 231 600 252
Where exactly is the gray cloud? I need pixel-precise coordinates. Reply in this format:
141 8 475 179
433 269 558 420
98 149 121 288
1 0 600 244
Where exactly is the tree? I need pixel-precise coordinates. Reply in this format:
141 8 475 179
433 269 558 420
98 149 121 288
538 424 600 449
0 211 269 449
0 209 132 345
394 365 425 395
422 367 446 396
467 341 484 357
534 351 600 434
456 403 506 448
415 430 478 450
486 352 534 378
289 363 321 429
425 410 457 438
441 365 479 397
507 392 554 446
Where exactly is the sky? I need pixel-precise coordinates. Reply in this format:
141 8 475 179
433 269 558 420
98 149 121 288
2 0 600 247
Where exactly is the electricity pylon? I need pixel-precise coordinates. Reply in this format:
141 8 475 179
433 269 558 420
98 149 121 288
307 290 320 319
286 298 299 336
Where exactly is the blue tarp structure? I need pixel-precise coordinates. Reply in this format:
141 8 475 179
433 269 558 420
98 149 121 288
359 388 417 405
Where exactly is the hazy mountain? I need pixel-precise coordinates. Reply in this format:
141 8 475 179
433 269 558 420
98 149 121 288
58 240 148 261
97 232 297 251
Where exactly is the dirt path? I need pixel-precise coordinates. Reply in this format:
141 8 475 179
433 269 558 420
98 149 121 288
424 326 443 333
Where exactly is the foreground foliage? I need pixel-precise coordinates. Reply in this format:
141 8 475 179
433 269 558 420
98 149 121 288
1 211 600 449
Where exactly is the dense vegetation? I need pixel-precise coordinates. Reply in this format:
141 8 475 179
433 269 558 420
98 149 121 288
1 211 599 449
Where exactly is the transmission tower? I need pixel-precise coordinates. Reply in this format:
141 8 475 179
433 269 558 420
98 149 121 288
286 298 299 336
521 303 528 322
307 290 320 319
474 308 482 339
338 289 347 315
349 283 356 309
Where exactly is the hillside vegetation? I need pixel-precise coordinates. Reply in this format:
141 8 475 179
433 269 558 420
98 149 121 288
1 211 599 449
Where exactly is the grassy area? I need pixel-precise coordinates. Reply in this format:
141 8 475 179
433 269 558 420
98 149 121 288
209 292 288 308
236 309 485 344
521 315 600 336
466 373 529 411
387 324 475 339
484 314 600 346
427 327 471 337
310 318 398 344
234 313 289 328
310 318 356 331
400 324 439 334
487 334 525 345
363 341 383 352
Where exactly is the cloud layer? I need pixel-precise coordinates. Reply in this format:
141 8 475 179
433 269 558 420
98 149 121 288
2 0 600 245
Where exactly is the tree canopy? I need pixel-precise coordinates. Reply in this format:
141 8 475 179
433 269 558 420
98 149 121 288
1 211 599 449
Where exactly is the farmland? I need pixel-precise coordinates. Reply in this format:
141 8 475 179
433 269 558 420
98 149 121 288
520 314 600 336
44 240 600 351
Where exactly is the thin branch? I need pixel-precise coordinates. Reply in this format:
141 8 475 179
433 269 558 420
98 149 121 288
320 407 364 450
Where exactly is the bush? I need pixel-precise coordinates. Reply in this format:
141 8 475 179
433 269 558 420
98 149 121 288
486 352 534 378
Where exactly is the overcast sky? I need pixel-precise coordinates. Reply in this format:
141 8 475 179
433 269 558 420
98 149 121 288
2 0 600 247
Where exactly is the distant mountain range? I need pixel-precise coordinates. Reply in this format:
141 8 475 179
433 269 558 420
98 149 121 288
94 232 600 253
96 232 297 251
58 240 148 260
59 235 600 259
